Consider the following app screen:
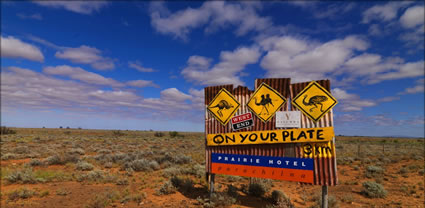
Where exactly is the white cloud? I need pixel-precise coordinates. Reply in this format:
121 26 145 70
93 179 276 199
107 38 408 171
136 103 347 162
331 88 376 112
128 61 156 72
17 13 43 20
259 35 368 82
149 1 271 40
33 1 109 15
43 65 123 87
2 66 203 121
127 80 159 88
55 45 115 70
182 46 261 86
368 61 424 84
399 78 425 94
1 36 44 62
400 6 425 28
362 2 411 23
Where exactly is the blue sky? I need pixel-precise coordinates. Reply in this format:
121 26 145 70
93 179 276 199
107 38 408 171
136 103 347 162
1 1 424 137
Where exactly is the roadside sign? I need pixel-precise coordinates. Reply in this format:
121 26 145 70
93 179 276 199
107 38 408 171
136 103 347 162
247 83 286 122
211 153 314 183
231 112 254 131
276 111 301 128
207 88 240 125
292 81 337 122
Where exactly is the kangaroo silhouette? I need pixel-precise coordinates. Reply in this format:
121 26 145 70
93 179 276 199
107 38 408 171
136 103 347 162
210 100 234 117
303 95 328 112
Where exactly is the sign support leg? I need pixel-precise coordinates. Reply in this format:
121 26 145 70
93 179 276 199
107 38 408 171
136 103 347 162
209 173 215 197
321 185 328 208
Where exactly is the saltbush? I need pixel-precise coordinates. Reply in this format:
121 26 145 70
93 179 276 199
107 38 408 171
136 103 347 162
169 131 178 138
362 181 387 198
157 181 177 195
1 126 16 135
75 161 94 171
154 132 164 137
365 166 384 178
248 182 270 197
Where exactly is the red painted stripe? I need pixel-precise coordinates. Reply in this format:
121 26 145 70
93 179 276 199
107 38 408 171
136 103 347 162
211 163 314 183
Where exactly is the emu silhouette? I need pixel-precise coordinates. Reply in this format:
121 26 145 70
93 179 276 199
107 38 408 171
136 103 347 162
210 100 234 117
303 95 328 112
254 94 274 115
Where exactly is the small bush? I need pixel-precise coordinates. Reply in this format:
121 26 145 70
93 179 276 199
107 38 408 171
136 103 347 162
227 185 238 197
1 126 16 135
1 153 17 160
125 159 159 172
5 168 39 184
7 188 35 201
271 190 291 206
169 131 178 138
162 167 182 178
116 178 129 186
157 181 177 195
365 166 384 178
310 194 339 208
13 146 30 154
207 192 237 207
29 159 43 166
69 148 85 155
154 132 164 137
112 130 125 137
248 182 270 197
362 181 387 198
76 161 94 171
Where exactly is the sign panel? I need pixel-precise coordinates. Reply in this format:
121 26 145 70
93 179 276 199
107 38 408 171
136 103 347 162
231 112 254 131
276 111 301 128
211 153 314 183
247 83 286 122
207 127 334 146
292 81 337 122
207 88 240 125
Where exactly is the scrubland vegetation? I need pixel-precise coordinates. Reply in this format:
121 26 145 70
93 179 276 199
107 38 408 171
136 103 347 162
0 127 423 207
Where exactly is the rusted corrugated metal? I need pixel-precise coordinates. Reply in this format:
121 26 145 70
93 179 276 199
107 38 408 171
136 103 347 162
291 80 338 186
205 78 338 186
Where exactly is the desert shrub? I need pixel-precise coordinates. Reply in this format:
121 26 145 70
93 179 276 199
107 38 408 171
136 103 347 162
169 131 178 138
76 161 94 171
45 153 79 165
7 188 35 201
419 169 424 176
154 132 164 137
116 178 129 185
5 168 41 184
173 154 192 164
112 130 125 137
124 159 159 172
227 184 238 197
341 194 354 204
97 149 112 154
399 167 408 174
1 126 16 135
104 162 113 169
76 170 116 183
362 181 387 198
248 180 271 197
310 194 338 208
157 181 177 195
1 153 17 160
162 167 182 178
197 192 237 208
365 166 384 178
69 148 85 155
29 159 43 166
13 146 30 154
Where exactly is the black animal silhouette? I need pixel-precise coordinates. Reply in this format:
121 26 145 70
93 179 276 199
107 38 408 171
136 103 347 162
254 94 275 115
210 100 234 117
303 95 328 112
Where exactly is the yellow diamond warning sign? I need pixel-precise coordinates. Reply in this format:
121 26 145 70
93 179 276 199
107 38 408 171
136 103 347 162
247 83 286 122
207 88 240 125
292 81 338 122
